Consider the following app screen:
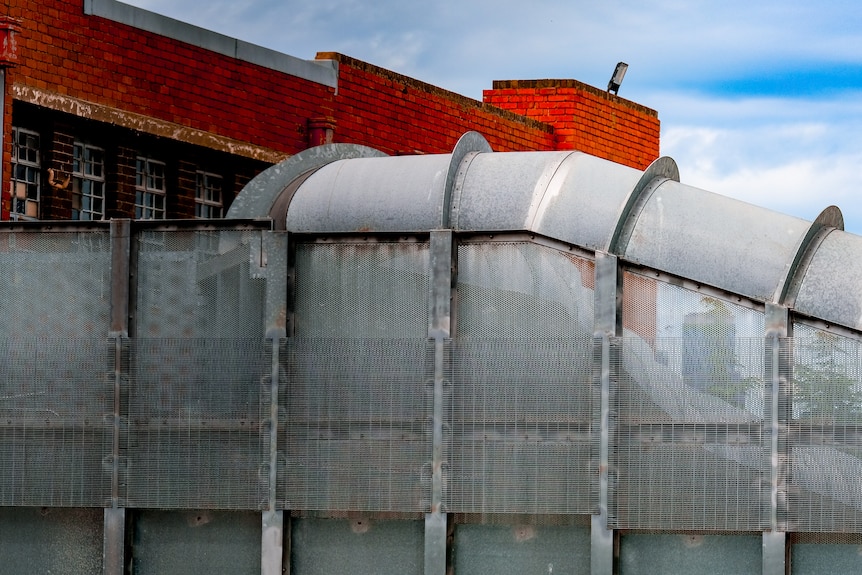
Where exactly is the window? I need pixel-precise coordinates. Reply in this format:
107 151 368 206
10 127 40 220
135 157 166 219
195 171 223 218
72 143 106 220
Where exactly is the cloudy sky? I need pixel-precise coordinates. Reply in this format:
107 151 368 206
123 0 862 233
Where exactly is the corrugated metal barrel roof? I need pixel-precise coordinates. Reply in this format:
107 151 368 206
232 131 858 329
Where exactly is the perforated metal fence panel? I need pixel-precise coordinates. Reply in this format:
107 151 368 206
134 230 267 338
0 230 112 338
456 242 595 338
0 337 113 506
447 339 593 514
283 338 430 511
450 243 595 515
124 338 269 509
789 323 862 532
293 241 430 338
614 272 767 530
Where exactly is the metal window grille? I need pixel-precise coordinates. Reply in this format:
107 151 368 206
135 157 166 220
72 143 106 221
10 127 40 220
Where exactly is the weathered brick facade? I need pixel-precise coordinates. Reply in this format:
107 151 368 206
2 0 660 221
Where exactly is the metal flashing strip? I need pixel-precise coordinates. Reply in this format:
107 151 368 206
607 155 679 255
83 0 338 89
774 205 843 307
13 84 288 164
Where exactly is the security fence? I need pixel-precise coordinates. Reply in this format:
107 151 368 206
1 221 862 574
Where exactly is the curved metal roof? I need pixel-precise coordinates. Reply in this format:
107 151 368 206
231 131 856 329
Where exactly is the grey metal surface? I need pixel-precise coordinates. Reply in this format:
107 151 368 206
0 507 103 575
282 338 429 512
103 508 125 575
131 510 261 575
792 539 862 574
619 533 762 575
227 144 385 225
453 523 591 575
426 230 452 574
591 252 617 575
292 241 430 337
623 179 812 302
787 322 862 532
289 517 423 575
286 154 453 233
794 229 862 331
762 531 786 575
125 338 269 509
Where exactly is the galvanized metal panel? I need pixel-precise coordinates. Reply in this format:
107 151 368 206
131 510 260 575
0 230 112 337
293 241 430 338
787 323 862 532
613 273 768 530
623 179 811 303
452 151 641 247
286 154 452 233
124 338 269 509
0 337 113 507
792 538 862 574
134 229 268 338
456 242 595 338
283 338 430 512
0 508 103 574
290 517 423 575
453 523 590 575
619 533 761 575
794 230 862 331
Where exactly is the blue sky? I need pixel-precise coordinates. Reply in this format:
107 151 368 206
123 0 862 233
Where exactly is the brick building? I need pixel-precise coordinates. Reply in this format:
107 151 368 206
1 0 660 222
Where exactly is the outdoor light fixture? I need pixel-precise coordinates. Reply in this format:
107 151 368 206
607 61 628 95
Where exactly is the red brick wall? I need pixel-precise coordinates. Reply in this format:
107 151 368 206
4 1 661 218
7 0 331 154
484 80 660 170
316 52 557 155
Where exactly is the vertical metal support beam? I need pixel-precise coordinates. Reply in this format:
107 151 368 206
592 251 618 575
426 230 452 575
263 230 289 575
763 303 788 575
104 219 131 575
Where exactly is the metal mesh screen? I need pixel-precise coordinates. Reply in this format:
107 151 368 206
447 338 593 514
448 243 594 514
0 230 111 337
0 338 113 506
614 272 767 530
293 242 430 338
456 242 594 338
282 338 429 512
788 323 862 532
124 338 269 509
135 230 267 338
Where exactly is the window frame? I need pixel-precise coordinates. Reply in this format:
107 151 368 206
135 156 167 220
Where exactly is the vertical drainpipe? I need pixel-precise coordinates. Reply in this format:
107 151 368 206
0 17 23 220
